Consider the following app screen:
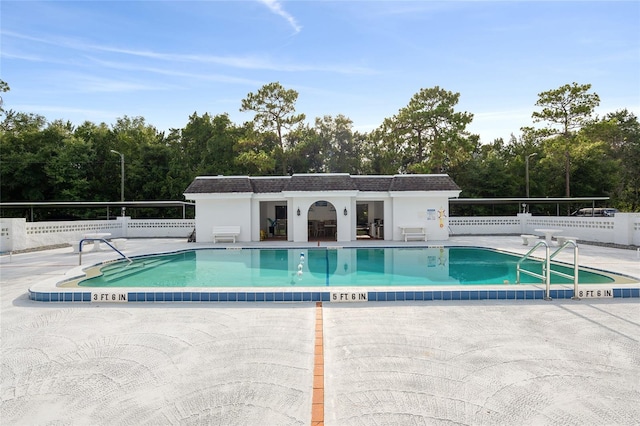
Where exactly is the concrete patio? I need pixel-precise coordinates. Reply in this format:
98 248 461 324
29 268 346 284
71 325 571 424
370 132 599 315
1 237 639 425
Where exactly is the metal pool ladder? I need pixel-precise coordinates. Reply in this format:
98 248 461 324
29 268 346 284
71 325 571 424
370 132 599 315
516 240 579 300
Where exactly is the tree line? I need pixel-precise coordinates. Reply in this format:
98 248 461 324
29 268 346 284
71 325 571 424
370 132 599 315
1 80 638 219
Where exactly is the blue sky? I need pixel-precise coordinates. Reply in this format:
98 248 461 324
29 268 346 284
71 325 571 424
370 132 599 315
2 0 639 143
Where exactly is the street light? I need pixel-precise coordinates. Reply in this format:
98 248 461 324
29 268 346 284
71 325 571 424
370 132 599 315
526 152 538 199
110 150 125 215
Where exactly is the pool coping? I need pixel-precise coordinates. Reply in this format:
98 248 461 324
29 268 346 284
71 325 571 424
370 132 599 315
28 245 640 303
29 286 640 303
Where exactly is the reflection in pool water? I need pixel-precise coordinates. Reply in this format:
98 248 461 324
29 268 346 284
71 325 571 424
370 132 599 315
77 247 615 288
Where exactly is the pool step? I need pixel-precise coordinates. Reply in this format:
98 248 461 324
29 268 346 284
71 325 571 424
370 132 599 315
100 257 177 282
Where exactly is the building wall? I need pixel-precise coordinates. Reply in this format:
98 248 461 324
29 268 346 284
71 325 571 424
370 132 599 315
391 194 452 241
289 196 354 243
187 185 460 243
195 197 252 243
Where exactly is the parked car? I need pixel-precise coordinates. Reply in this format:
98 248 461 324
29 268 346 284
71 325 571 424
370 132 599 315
571 207 618 217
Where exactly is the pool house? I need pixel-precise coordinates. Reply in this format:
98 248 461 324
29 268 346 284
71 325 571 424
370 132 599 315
183 173 462 243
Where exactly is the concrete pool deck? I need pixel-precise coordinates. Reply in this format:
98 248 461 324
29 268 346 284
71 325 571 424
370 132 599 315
1 237 639 424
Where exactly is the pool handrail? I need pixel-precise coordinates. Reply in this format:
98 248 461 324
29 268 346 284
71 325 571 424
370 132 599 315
79 238 132 265
516 240 552 300
549 240 579 299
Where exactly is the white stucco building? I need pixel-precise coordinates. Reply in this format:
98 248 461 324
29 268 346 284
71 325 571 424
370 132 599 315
183 173 461 243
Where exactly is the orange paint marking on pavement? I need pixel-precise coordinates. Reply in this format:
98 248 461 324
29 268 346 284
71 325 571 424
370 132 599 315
311 301 324 425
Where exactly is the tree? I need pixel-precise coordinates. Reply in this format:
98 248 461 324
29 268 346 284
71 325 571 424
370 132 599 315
0 79 9 115
372 86 477 174
137 143 174 200
104 116 173 203
239 82 305 173
45 133 95 201
569 136 618 197
3 77 637 215
527 82 600 197
179 112 239 176
284 124 324 174
0 112 51 202
452 136 525 215
365 124 405 174
582 110 640 210
314 114 360 173
233 122 278 175
74 121 118 202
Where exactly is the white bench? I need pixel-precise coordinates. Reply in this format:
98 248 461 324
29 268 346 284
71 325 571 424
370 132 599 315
71 240 95 253
70 241 81 253
556 236 578 245
213 226 241 243
111 238 127 250
400 226 427 242
520 234 539 245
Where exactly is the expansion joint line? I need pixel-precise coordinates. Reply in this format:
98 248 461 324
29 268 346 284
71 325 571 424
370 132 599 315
311 301 324 425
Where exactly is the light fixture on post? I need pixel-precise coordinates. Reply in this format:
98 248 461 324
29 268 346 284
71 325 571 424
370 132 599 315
525 152 538 199
297 207 301 216
343 207 348 216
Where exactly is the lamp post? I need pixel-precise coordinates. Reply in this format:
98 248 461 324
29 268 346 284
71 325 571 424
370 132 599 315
525 152 538 199
110 150 125 215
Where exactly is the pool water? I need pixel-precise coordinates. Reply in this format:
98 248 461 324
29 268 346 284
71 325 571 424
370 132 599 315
77 247 615 288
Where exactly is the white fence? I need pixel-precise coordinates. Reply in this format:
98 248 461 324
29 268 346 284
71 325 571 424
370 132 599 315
449 213 640 246
447 216 522 235
0 217 195 252
1 213 638 252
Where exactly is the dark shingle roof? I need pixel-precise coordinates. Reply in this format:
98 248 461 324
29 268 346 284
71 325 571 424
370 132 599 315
184 174 460 194
389 175 460 192
284 174 357 191
251 177 289 193
184 176 253 193
352 176 393 192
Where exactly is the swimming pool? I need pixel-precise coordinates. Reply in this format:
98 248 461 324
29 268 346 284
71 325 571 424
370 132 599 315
76 247 615 288
29 245 639 303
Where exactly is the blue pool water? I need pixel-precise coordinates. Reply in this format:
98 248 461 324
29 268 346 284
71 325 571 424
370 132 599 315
77 247 615 288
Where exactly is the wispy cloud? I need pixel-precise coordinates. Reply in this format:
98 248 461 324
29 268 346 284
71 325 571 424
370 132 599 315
70 74 175 93
0 50 46 62
13 104 117 118
2 29 373 75
86 57 266 86
258 0 302 34
89 46 370 74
